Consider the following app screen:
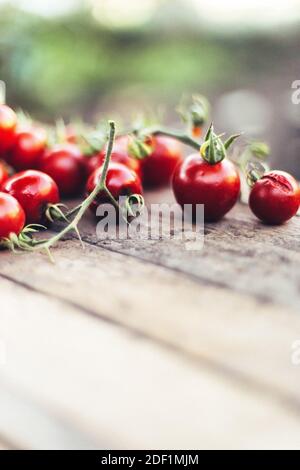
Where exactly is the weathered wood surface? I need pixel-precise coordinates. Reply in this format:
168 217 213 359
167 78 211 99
76 192 300 310
1 191 300 449
1 276 300 449
1 239 300 406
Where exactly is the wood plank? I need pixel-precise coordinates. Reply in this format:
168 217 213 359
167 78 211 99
0 380 97 450
1 276 300 449
74 195 300 311
1 241 300 411
0 386 95 450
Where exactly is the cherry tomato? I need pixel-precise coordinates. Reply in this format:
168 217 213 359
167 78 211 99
86 150 142 180
86 134 142 179
2 170 59 224
172 154 241 222
0 161 9 187
9 126 47 171
86 162 143 214
0 192 25 239
0 104 17 157
39 143 86 197
142 136 183 188
249 171 300 225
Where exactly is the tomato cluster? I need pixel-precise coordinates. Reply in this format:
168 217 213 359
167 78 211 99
0 103 183 243
0 96 299 251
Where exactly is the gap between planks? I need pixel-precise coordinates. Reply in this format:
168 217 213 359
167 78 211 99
1 275 300 449
1 241 300 416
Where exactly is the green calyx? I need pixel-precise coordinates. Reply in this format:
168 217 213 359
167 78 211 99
200 123 241 165
45 203 69 223
249 142 270 160
124 194 145 218
246 161 267 187
0 224 46 252
177 94 210 129
189 95 210 128
128 135 153 160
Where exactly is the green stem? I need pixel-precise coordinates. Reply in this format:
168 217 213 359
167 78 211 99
144 126 201 151
34 121 117 252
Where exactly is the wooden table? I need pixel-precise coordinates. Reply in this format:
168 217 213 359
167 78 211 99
1 189 300 450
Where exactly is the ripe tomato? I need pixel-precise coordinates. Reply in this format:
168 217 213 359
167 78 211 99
39 143 86 197
86 134 142 179
9 126 47 171
0 161 9 187
0 192 25 239
249 171 300 225
0 104 17 157
172 154 241 222
2 170 59 224
142 136 183 188
86 151 142 180
86 162 143 214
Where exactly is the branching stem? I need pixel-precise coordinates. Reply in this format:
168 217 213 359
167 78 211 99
143 126 201 151
33 121 117 255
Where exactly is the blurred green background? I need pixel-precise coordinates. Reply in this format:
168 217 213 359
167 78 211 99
1 0 300 173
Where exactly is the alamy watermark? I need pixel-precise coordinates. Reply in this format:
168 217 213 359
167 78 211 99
94 197 205 251
291 340 300 366
291 80 300 105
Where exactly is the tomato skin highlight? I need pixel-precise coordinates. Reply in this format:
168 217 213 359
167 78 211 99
39 143 86 197
0 192 25 239
0 105 17 157
142 136 183 188
2 170 59 224
86 162 143 214
9 127 47 171
249 171 300 225
172 153 241 222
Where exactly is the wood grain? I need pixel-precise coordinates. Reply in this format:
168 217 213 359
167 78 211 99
0 379 96 450
1 191 300 449
1 276 300 449
75 196 300 311
0 240 300 412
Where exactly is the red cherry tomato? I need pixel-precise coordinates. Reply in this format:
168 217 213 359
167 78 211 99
0 192 25 239
9 126 47 171
249 171 300 225
0 105 17 157
86 134 142 179
172 153 241 222
142 136 183 188
0 161 9 187
86 162 143 214
86 150 142 180
39 143 86 197
2 170 59 224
